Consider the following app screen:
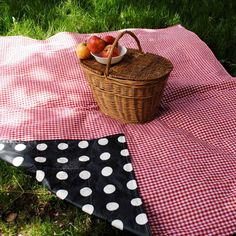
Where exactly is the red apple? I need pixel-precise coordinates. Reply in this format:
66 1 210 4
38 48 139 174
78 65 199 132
76 42 91 60
103 35 116 45
87 35 106 54
101 45 120 58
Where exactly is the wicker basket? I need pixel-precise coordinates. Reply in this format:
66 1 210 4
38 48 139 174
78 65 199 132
80 30 173 123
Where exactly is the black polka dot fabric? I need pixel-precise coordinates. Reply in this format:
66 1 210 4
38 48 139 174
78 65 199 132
0 134 151 236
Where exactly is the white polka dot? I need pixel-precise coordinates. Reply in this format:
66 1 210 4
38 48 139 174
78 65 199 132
79 170 91 180
135 213 148 225
100 152 111 161
82 204 94 215
56 189 68 200
106 202 119 211
101 167 113 177
56 171 68 180
111 219 124 230
36 170 45 182
131 198 142 206
120 149 129 157
58 143 68 150
98 138 108 146
127 180 137 190
78 155 90 162
80 187 92 197
57 157 68 164
15 144 26 151
118 136 126 143
78 141 89 149
12 156 24 167
36 143 47 151
103 184 116 194
123 163 133 172
0 143 5 150
35 156 46 163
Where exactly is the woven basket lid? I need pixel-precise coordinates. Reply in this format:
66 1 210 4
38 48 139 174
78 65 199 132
80 48 173 81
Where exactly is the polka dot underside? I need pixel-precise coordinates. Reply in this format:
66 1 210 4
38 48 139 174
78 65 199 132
78 155 90 162
36 170 45 182
12 156 24 167
112 219 124 230
82 204 94 215
57 157 68 163
79 170 91 180
15 144 26 151
123 163 133 172
118 136 126 143
127 180 137 190
56 189 68 200
106 202 119 211
100 152 111 161
103 184 116 194
35 156 46 163
120 149 129 157
98 138 108 146
135 213 148 225
101 166 113 177
80 187 92 197
56 171 68 180
58 143 68 150
36 143 47 151
78 141 89 149
0 143 5 150
131 198 142 206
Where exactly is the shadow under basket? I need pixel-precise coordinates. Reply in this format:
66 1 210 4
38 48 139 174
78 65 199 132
80 30 173 124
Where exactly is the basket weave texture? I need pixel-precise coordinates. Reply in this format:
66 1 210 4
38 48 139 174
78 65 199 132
80 31 173 123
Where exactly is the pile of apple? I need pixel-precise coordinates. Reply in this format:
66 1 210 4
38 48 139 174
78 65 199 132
76 35 120 60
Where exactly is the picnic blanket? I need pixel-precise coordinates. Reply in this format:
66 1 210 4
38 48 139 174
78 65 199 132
0 25 236 235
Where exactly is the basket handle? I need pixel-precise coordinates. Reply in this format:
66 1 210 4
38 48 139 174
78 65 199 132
105 30 143 76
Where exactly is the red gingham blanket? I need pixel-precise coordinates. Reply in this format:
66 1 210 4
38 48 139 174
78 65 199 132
0 25 236 235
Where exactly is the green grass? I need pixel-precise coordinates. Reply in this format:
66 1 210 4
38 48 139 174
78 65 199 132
0 0 236 235
0 0 235 75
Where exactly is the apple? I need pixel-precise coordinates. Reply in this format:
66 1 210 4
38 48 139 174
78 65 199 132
87 35 106 54
103 35 116 45
76 42 91 60
101 45 120 58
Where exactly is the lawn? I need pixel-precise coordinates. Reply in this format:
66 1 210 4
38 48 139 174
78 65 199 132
0 0 235 235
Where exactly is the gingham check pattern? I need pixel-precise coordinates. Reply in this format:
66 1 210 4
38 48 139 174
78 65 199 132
0 25 235 235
